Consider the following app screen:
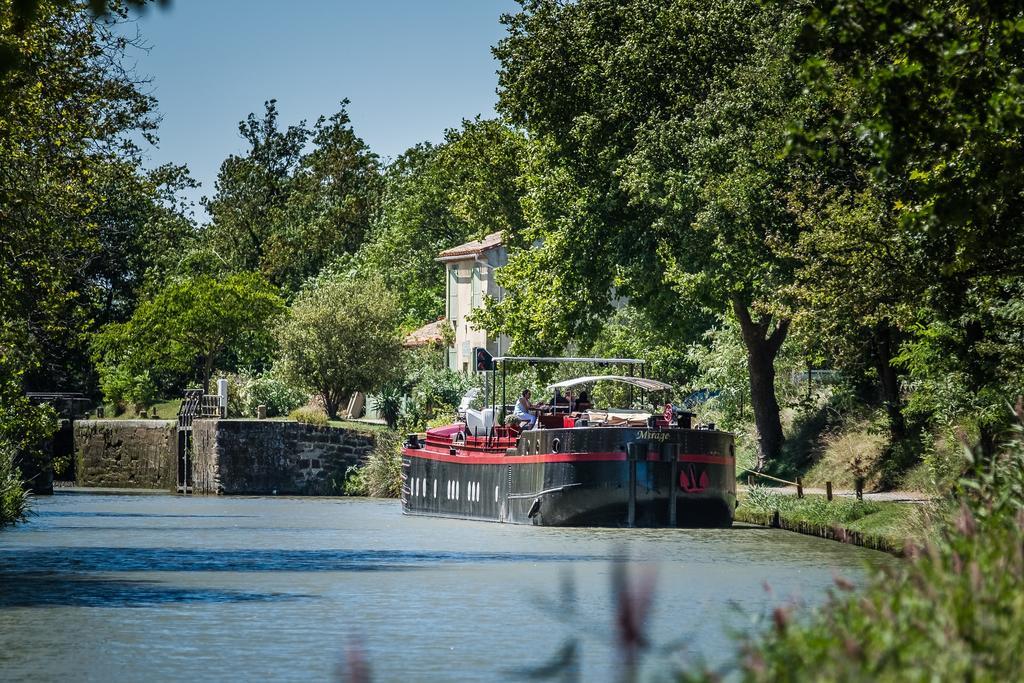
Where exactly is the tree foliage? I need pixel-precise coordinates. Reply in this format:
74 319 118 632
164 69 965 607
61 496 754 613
0 1 191 393
274 275 403 419
357 118 528 326
202 99 381 295
487 0 812 465
93 272 285 399
794 0 1024 453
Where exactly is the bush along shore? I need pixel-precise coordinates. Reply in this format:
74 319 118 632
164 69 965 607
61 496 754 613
736 488 937 554
676 411 1024 681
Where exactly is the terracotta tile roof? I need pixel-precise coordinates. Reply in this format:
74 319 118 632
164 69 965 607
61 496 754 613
436 231 503 261
403 319 447 348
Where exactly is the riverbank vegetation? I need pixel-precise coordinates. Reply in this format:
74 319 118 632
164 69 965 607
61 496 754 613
516 415 1024 681
344 429 403 498
736 489 937 554
715 415 1024 681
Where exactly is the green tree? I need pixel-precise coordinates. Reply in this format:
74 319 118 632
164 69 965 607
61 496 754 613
275 275 403 419
487 0 811 466
357 118 528 326
1 0 186 519
796 0 1024 453
1 0 168 387
782 184 917 461
203 99 380 295
93 272 286 396
202 99 308 277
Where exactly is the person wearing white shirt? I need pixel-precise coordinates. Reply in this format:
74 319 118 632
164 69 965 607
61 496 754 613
513 389 540 427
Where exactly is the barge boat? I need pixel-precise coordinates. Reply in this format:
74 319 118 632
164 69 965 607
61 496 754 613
401 355 736 527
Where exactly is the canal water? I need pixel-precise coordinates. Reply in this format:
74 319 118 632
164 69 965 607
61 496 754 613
0 492 892 681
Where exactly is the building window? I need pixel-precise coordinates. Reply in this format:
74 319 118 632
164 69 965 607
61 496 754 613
448 266 459 322
471 265 482 309
447 346 457 370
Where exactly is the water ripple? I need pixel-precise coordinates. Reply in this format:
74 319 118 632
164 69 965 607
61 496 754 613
0 572 310 608
0 547 601 573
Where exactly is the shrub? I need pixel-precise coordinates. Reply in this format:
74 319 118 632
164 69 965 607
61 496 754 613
728 410 1024 681
343 465 368 496
425 413 456 430
372 385 403 430
407 364 475 422
97 363 158 414
288 406 328 426
354 430 402 498
0 446 28 527
245 372 307 417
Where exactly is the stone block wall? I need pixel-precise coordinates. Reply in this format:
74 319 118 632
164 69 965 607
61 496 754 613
74 420 177 489
191 419 376 495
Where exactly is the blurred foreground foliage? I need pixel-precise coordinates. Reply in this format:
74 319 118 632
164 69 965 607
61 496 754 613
695 407 1024 681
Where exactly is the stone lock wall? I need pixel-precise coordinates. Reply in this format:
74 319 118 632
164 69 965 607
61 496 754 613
74 420 177 489
191 419 376 495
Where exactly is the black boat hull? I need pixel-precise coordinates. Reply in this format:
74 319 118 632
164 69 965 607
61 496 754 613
402 427 736 527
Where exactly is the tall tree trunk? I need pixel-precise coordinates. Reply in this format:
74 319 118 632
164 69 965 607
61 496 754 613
323 390 340 420
732 298 790 470
872 321 906 444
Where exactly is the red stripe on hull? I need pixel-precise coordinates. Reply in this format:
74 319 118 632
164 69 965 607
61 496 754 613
402 449 734 466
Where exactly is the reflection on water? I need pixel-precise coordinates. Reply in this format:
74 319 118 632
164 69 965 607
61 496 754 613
0 547 602 573
0 572 310 608
0 493 893 682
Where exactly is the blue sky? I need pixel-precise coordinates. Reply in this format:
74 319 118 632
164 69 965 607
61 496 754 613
127 0 519 220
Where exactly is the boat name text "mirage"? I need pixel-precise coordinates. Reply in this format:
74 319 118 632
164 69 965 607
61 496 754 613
635 430 669 442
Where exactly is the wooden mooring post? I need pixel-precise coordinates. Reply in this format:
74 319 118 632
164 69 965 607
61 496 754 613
747 474 755 487
796 477 803 499
826 481 833 501
855 477 864 501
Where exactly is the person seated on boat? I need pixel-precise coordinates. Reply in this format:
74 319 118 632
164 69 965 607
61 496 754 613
549 389 571 412
574 390 592 412
514 389 542 428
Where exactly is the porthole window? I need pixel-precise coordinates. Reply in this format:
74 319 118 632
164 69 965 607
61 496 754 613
551 438 561 453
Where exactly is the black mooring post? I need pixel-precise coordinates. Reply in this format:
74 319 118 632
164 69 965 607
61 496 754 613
668 444 678 527
628 459 637 528
627 442 646 528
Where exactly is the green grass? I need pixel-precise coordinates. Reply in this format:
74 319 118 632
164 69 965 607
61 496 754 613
736 487 936 553
327 419 388 434
92 398 181 420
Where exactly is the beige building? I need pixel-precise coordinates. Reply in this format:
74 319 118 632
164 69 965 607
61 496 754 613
437 231 510 373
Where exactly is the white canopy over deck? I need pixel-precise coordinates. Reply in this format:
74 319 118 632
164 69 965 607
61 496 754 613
545 375 673 392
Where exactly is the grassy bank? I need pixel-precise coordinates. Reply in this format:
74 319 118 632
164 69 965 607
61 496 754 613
91 398 182 420
327 419 388 434
736 487 937 554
